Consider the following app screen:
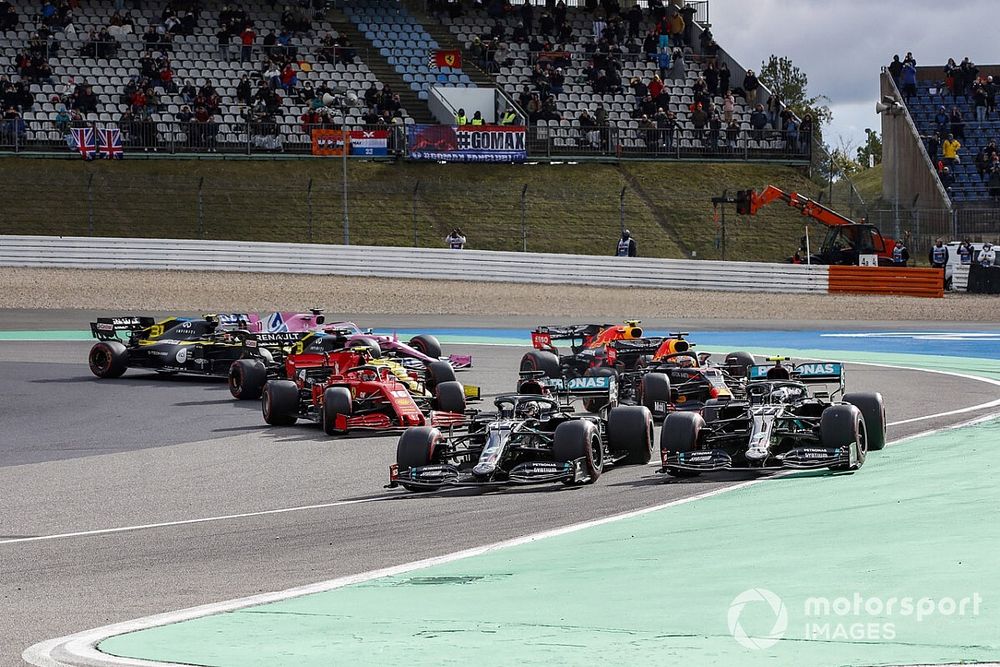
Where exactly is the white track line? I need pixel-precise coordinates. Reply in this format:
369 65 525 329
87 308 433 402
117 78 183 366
0 495 401 546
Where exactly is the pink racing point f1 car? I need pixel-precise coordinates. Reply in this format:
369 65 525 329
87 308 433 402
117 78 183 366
247 310 472 370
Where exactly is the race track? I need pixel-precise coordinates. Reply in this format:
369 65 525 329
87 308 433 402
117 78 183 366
3 315 1000 666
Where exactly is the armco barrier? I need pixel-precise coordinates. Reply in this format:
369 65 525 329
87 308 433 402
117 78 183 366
828 266 944 298
0 236 830 294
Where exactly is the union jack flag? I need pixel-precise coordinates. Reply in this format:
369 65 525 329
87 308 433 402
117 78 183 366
98 127 124 159
71 127 96 160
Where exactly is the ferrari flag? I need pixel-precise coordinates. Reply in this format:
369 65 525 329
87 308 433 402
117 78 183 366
430 49 462 69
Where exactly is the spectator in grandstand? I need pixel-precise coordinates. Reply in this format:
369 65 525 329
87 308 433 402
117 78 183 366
668 10 684 47
973 81 988 122
743 69 760 106
925 131 940 161
280 62 297 93
949 107 965 141
656 47 671 80
669 48 685 80
944 58 959 99
236 75 252 105
798 113 814 151
903 51 916 67
722 89 735 124
749 104 767 141
638 114 656 146
719 61 731 97
703 59 719 97
888 55 903 84
53 105 70 133
72 84 98 115
549 67 565 94
942 133 961 168
708 111 722 150
767 94 782 130
690 102 707 142
217 24 235 60
939 166 955 193
726 119 741 148
982 75 1000 120
899 59 917 100
990 163 1000 201
240 24 256 63
657 109 677 150
976 144 993 181
784 115 799 150
0 1 17 30
933 106 949 137
959 57 979 96
445 229 466 250
616 229 637 257
176 104 193 123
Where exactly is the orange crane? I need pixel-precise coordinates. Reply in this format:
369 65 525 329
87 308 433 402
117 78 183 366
732 186 898 266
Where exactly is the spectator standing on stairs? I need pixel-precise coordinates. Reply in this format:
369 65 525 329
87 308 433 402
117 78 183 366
520 0 533 34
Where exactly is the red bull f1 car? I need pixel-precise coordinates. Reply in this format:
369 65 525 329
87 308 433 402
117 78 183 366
659 358 886 476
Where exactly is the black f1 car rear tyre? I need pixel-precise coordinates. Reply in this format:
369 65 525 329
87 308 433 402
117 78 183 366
89 341 128 378
322 386 353 435
821 404 867 471
639 372 671 415
843 392 886 451
434 380 466 413
425 360 456 392
607 405 654 465
349 337 382 358
261 380 299 426
553 420 603 483
582 366 617 413
396 426 442 492
519 350 561 378
409 334 443 360
229 359 267 400
724 351 756 378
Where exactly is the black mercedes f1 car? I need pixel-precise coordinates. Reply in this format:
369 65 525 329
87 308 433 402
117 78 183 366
389 375 653 491
658 358 886 476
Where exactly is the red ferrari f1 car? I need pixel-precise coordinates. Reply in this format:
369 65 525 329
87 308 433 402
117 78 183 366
259 347 469 435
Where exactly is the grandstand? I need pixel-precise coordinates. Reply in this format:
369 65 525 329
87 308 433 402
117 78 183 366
900 66 1000 204
0 0 811 160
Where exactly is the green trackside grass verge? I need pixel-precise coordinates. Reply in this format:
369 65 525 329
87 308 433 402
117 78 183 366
0 158 829 262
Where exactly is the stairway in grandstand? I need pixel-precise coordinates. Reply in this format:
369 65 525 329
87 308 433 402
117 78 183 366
325 5 435 124
398 0 496 89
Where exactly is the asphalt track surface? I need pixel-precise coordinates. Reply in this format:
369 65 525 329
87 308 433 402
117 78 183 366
3 315 1000 666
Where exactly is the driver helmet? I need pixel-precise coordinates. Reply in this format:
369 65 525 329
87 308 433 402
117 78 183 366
517 400 540 419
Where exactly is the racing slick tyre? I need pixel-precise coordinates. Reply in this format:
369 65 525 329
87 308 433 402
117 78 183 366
261 380 299 426
607 405 654 465
349 337 382 358
843 392 886 451
425 360 457 393
88 341 129 379
396 426 442 492
660 411 704 477
582 366 617 413
229 359 267 400
821 404 867 471
639 372 671 416
434 380 466 414
553 420 604 484
724 351 756 378
321 386 353 435
408 334 443 360
519 350 561 378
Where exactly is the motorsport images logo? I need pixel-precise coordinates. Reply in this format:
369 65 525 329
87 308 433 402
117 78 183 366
727 588 788 649
728 588 983 649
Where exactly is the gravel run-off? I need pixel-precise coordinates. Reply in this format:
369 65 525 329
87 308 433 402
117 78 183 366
3 267 997 322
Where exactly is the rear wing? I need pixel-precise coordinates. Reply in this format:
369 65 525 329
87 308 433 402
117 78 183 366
241 331 309 350
519 370 617 405
749 361 845 395
90 316 156 340
210 313 257 331
530 324 607 350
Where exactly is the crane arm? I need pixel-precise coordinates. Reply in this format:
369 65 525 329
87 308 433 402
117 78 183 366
748 185 858 228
